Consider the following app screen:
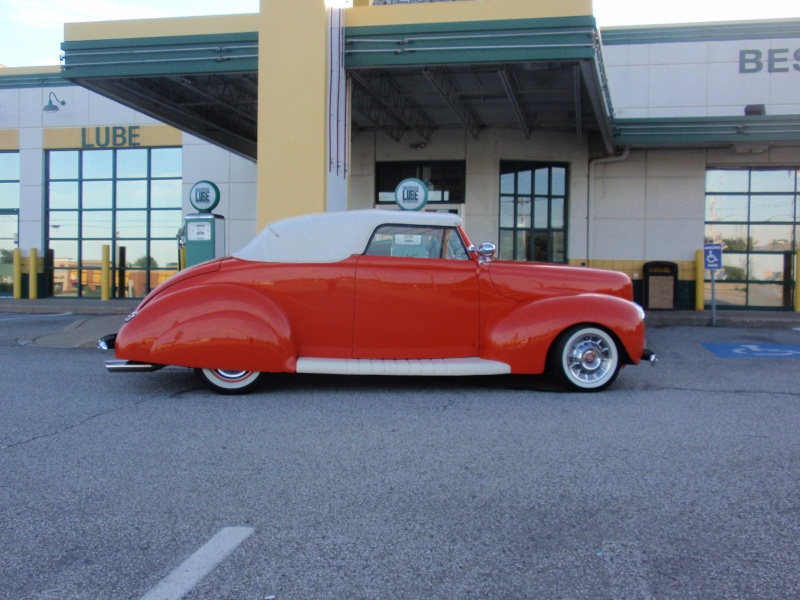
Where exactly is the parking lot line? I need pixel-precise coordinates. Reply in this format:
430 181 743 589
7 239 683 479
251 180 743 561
140 527 254 600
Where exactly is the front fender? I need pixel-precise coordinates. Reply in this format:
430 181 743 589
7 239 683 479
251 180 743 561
481 294 645 374
115 283 296 373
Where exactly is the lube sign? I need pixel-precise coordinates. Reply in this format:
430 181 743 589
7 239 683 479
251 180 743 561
395 178 428 211
739 48 800 73
81 126 141 148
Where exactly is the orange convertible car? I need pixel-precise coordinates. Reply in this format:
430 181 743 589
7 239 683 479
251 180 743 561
100 210 655 394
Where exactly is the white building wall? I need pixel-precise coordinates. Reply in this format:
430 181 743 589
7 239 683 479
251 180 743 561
604 36 800 118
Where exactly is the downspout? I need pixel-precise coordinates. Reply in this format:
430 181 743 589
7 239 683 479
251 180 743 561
587 146 630 266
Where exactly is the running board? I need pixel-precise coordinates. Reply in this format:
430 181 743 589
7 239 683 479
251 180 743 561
296 357 511 377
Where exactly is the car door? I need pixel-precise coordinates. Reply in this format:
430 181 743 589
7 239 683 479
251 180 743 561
353 225 479 359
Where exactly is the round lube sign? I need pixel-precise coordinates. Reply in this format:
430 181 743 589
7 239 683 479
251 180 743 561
189 180 221 212
394 178 429 211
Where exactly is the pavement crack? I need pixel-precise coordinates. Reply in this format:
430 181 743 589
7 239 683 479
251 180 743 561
0 397 151 452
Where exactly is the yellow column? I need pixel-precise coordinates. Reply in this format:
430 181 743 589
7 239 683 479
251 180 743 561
101 244 111 301
695 249 704 311
795 249 799 312
29 248 38 300
12 248 22 300
258 0 330 227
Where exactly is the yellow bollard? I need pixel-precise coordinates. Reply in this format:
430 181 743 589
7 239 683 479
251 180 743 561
29 248 38 300
179 247 186 271
12 248 22 300
101 244 111 301
695 249 705 311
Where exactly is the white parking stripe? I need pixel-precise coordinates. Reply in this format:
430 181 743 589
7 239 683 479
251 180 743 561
0 312 74 321
140 527 254 600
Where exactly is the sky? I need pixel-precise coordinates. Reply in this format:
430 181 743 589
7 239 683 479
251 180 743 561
0 0 797 68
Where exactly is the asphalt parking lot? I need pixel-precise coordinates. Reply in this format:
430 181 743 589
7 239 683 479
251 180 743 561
0 311 799 599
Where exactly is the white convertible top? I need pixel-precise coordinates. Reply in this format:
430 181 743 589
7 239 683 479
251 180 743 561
233 209 463 263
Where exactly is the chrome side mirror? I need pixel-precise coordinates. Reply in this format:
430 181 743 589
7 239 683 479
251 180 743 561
477 242 496 264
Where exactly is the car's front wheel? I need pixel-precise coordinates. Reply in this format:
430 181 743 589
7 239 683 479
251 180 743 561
195 368 264 395
550 326 620 392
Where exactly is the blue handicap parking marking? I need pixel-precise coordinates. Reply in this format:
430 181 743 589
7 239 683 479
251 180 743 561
703 343 800 358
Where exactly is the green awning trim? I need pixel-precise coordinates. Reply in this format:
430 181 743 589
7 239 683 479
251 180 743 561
62 32 258 78
345 16 599 68
614 115 800 146
0 72 71 89
601 19 800 46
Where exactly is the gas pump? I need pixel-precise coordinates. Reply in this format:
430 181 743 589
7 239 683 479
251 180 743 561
184 180 225 268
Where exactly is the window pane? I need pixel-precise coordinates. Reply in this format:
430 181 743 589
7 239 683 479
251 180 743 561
747 284 786 308
150 240 179 269
552 231 565 263
499 230 514 260
117 180 147 209
705 195 748 222
551 197 564 229
82 150 113 180
705 223 748 249
500 172 515 195
750 170 795 193
150 179 181 209
118 241 147 267
151 148 182 178
534 197 548 229
515 230 530 261
748 254 787 282
82 211 112 239
150 210 182 238
706 169 749 193
720 253 747 281
750 195 794 222
116 211 148 239
533 231 548 261
749 224 793 251
517 170 531 195
0 152 20 179
81 240 108 267
51 240 78 263
49 182 79 210
49 151 79 179
83 181 112 209
707 282 746 306
534 168 549 195
49 212 79 238
500 196 514 228
117 149 148 179
0 182 20 210
516 197 531 228
552 167 566 196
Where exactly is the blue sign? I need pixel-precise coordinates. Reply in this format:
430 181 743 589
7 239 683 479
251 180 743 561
704 244 722 271
703 343 800 358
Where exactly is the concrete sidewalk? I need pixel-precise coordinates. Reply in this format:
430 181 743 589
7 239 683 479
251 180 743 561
3 296 800 350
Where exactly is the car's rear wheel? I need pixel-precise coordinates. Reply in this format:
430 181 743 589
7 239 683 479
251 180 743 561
550 325 620 392
195 368 263 395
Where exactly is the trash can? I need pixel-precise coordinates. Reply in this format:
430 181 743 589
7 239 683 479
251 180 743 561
643 261 678 310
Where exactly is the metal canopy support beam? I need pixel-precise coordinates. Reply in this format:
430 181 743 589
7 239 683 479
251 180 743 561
498 66 532 139
351 84 407 141
422 67 482 140
79 78 257 159
579 60 615 154
573 63 583 142
349 70 435 141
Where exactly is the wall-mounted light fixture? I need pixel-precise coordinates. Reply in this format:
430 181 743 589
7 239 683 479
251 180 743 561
744 104 766 116
43 92 66 113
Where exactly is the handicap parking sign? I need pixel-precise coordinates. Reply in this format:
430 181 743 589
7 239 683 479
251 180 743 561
704 244 722 271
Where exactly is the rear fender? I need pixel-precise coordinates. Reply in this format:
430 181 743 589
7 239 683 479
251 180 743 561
481 294 645 374
115 284 296 372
